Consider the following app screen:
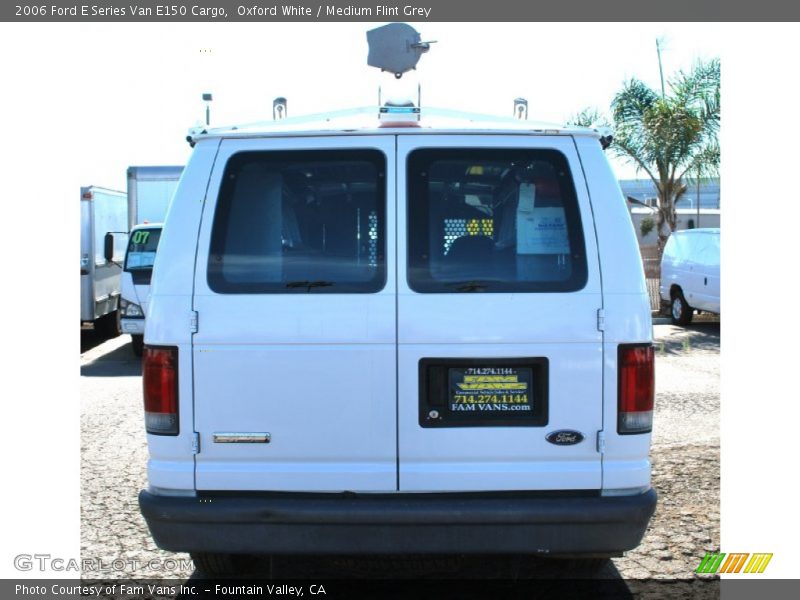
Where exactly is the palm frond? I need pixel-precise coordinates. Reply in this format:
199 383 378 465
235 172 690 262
566 107 609 128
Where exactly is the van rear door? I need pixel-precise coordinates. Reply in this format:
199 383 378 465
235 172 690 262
192 136 397 492
397 135 604 491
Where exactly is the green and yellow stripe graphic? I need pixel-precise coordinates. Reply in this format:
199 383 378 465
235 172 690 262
696 552 773 574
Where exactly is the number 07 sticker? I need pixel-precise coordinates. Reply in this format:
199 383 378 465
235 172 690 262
132 230 151 245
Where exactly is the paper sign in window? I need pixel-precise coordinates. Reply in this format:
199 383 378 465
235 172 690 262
517 205 569 255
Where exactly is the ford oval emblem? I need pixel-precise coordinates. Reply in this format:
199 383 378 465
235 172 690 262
546 430 584 446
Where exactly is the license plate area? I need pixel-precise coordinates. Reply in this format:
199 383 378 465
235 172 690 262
419 358 549 428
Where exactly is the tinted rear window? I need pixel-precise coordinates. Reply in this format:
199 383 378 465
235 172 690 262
208 150 386 294
407 149 587 293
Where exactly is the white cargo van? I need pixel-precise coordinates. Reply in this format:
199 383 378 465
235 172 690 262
119 223 163 356
139 28 654 573
137 104 657 573
119 166 183 356
659 228 720 325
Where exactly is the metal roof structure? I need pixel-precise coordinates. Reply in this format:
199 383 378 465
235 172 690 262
186 106 606 144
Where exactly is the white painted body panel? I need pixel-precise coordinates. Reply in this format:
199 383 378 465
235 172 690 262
660 228 720 315
127 165 183 230
80 186 127 323
144 126 653 496
120 223 163 334
145 140 220 492
398 342 602 491
574 140 653 489
119 277 150 334
190 136 397 492
396 135 603 491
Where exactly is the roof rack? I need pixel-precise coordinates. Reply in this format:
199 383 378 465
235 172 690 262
185 105 606 146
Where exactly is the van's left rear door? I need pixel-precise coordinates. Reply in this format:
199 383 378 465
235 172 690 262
192 136 397 492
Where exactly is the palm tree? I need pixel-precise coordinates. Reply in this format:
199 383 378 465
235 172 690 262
610 59 720 253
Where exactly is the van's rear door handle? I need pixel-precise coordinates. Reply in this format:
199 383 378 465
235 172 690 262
213 433 271 443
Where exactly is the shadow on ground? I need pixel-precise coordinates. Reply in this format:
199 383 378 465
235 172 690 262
655 321 720 356
175 556 724 598
182 554 628 585
81 330 142 377
257 554 624 579
81 327 112 354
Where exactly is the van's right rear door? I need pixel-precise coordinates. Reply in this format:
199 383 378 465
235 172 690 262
397 135 604 491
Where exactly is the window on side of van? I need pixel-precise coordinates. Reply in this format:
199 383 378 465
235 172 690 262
407 149 588 293
207 150 386 294
699 232 720 267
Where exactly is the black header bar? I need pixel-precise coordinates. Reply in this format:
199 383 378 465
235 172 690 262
4 0 799 22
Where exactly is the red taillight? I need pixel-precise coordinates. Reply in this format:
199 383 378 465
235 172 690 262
143 346 179 435
618 344 654 434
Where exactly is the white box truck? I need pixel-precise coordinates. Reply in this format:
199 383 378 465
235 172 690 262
120 166 183 355
80 186 128 337
126 165 184 228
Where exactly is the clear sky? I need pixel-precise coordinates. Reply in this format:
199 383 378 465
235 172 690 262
1 22 722 190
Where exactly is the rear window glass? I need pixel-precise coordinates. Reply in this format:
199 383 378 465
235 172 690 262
208 150 386 294
407 149 587 293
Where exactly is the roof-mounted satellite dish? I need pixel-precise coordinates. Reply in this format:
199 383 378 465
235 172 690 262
367 23 435 79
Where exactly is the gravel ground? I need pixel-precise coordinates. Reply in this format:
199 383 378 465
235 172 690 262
81 332 191 580
80 320 719 582
614 321 720 579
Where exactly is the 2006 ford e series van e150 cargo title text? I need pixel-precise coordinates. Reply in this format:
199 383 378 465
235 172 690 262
138 25 656 574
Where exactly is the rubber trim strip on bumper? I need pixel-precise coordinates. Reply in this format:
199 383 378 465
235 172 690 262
140 488 657 555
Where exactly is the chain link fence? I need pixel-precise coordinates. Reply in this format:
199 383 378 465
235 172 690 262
640 246 663 313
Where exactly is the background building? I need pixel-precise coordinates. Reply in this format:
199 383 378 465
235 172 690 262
620 178 720 247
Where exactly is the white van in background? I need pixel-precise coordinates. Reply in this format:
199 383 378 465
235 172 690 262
119 166 183 356
660 228 720 325
119 223 162 356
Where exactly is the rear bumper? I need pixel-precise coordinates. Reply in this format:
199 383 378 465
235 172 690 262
139 488 657 555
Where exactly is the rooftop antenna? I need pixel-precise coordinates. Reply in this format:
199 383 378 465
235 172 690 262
202 92 213 126
273 97 287 120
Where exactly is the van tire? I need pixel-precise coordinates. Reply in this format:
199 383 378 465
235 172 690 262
670 290 693 325
131 335 144 357
190 552 258 577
